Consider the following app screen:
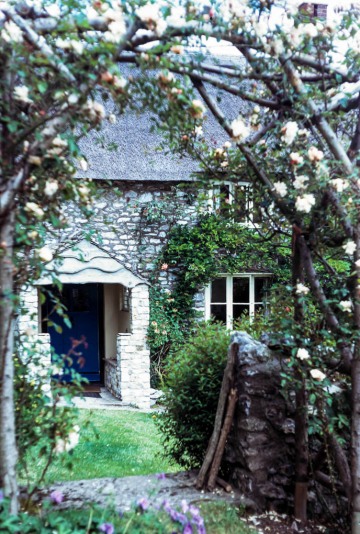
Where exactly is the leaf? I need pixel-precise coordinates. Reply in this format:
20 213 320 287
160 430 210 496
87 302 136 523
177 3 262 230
37 81 48 94
64 317 72 329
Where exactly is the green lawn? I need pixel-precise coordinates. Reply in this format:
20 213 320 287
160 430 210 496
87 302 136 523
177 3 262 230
24 409 179 484
19 409 259 533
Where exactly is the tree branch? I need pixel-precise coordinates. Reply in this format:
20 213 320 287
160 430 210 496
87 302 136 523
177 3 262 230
1 6 76 83
298 235 352 371
192 78 294 220
279 54 355 175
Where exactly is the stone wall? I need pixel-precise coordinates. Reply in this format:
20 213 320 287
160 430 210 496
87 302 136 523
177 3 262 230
225 332 295 511
63 181 199 287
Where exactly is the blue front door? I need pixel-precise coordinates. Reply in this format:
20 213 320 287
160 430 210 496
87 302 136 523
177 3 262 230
47 284 101 382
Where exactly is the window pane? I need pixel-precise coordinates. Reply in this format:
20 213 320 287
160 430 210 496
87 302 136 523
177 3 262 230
211 278 226 302
233 305 249 321
233 277 249 303
255 278 268 302
219 184 231 217
220 184 230 201
234 184 248 223
211 304 227 323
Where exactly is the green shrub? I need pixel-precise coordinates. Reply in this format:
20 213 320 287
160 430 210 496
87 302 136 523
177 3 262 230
156 322 231 469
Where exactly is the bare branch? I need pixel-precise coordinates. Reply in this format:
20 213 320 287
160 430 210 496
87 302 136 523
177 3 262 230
171 67 281 109
292 53 350 81
279 54 355 175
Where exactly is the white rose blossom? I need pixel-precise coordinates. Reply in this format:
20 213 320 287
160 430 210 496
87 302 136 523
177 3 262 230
44 181 59 197
296 283 310 295
330 178 348 192
308 146 324 162
79 159 88 172
1 20 23 43
293 175 309 190
295 194 316 213
55 38 84 54
339 300 352 313
25 202 44 219
230 117 249 141
137 3 167 36
281 121 298 145
166 6 186 28
296 348 310 360
190 99 206 119
273 182 288 198
46 4 61 18
14 85 32 104
290 152 304 165
310 369 326 381
343 241 356 255
37 246 53 263
55 425 80 454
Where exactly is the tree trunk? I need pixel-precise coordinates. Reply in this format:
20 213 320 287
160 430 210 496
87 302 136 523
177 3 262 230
352 355 360 533
0 209 19 514
293 232 308 523
352 228 360 533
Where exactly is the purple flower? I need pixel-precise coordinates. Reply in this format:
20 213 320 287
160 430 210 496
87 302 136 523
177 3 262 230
162 499 171 512
183 524 193 534
137 497 150 511
169 509 187 525
189 505 201 518
181 500 189 513
0 490 4 503
99 524 114 534
156 472 166 480
50 490 63 504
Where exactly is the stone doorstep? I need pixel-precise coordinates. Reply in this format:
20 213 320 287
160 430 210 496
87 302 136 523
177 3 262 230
70 387 154 412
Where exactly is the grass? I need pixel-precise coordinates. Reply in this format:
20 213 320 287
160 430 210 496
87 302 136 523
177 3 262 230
18 410 258 532
23 409 179 484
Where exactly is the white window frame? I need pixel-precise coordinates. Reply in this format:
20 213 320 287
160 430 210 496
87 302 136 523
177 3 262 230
205 273 271 329
209 180 260 226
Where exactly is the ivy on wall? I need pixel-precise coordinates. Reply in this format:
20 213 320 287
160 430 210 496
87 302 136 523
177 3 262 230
148 213 292 384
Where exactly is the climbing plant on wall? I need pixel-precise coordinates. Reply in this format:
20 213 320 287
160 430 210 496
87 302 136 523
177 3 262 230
147 212 292 384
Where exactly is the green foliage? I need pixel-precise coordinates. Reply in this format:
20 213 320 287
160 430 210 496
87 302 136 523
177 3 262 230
156 322 231 468
0 499 253 534
148 213 291 384
14 338 84 500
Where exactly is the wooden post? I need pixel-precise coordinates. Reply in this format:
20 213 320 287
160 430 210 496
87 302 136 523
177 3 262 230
207 387 238 491
196 342 237 490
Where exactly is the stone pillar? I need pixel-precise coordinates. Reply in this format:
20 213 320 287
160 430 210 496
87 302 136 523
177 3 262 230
116 283 150 409
17 286 52 392
17 287 52 370
225 331 295 511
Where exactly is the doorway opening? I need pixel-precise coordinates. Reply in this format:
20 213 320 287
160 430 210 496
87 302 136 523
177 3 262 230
41 283 104 383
